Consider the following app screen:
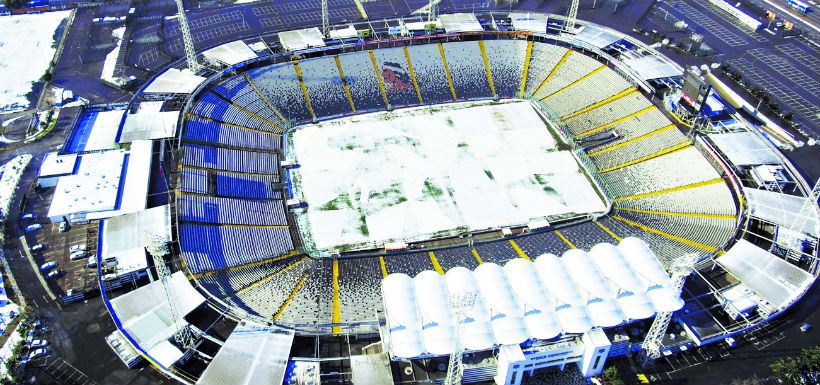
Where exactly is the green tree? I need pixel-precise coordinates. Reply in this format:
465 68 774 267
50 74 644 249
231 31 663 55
771 356 801 385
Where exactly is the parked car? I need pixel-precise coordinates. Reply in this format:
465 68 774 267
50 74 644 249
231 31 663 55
30 243 48 252
27 348 49 359
85 257 97 268
69 251 86 260
69 244 86 253
44 270 64 280
29 339 48 349
39 261 58 272
20 213 36 220
24 224 42 233
801 323 812 333
58 221 69 233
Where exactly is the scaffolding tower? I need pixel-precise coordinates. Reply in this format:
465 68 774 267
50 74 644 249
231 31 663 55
565 0 579 33
322 0 329 36
640 253 699 367
444 291 478 385
174 0 201 73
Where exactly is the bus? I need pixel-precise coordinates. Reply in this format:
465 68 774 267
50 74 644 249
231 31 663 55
788 0 811 13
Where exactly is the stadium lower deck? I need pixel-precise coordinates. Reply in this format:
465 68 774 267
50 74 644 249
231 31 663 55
173 35 741 330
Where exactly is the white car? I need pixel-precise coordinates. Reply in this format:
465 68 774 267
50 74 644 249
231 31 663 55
69 244 86 253
29 339 48 348
27 348 49 359
69 250 87 260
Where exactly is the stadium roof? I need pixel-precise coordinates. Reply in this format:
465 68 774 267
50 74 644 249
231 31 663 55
509 12 548 33
196 321 294 385
120 102 180 143
621 55 683 81
744 188 819 237
100 205 171 275
439 13 482 33
717 239 813 310
109 271 205 368
708 132 782 166
573 25 622 48
144 68 206 94
381 238 682 358
279 28 326 51
202 40 257 66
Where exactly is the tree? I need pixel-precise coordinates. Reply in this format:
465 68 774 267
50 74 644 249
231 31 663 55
2 0 25 9
771 356 802 385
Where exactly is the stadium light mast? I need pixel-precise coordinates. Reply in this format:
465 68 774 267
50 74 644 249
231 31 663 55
321 0 329 36
427 0 438 23
640 253 698 367
565 0 579 33
146 231 197 349
444 291 477 385
174 0 201 73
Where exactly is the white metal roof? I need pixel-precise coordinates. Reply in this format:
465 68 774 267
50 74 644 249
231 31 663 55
573 25 622 48
120 110 180 143
48 150 125 219
84 110 124 152
38 152 77 177
100 205 170 275
621 55 683 81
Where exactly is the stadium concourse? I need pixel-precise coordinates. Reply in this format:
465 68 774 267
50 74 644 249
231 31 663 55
79 10 820 385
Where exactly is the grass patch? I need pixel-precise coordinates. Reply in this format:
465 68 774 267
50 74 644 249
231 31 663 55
423 179 444 198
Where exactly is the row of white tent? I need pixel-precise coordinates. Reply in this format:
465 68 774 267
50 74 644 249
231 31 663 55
381 237 685 358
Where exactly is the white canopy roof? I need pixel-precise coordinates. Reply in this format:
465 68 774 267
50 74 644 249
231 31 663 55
120 109 180 143
718 239 813 310
144 68 206 94
279 28 326 51
381 240 680 357
439 13 483 33
202 40 257 66
509 12 548 33
744 188 819 237
110 272 205 368
573 25 622 48
503 259 561 339
622 55 683 81
196 321 294 385
709 132 782 166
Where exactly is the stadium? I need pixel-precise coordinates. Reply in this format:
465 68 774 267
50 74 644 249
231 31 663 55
3 2 819 385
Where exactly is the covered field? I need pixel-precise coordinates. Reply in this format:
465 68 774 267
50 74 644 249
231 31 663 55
289 100 607 252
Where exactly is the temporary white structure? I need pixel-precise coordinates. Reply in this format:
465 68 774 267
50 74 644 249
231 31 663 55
381 239 683 358
503 259 561 340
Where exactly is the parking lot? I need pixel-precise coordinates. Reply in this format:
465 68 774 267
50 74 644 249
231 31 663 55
21 186 99 298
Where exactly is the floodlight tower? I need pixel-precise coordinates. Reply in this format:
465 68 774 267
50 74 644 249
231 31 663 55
174 0 201 73
444 291 478 385
640 253 699 367
146 232 197 349
427 0 438 23
565 0 579 33
322 0 329 36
